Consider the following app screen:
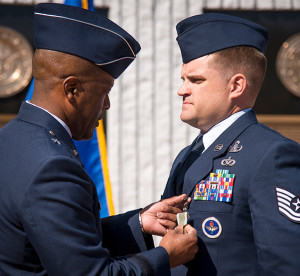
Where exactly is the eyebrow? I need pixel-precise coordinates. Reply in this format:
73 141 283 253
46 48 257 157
182 74 205 80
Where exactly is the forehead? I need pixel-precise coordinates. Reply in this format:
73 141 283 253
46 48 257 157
89 66 115 87
181 54 217 76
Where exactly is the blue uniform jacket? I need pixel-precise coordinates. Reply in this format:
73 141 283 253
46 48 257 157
0 102 170 276
163 110 300 276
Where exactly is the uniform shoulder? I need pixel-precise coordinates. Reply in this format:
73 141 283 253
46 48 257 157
251 122 299 145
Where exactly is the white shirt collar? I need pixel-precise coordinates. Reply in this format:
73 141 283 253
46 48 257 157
26 101 72 137
200 109 251 152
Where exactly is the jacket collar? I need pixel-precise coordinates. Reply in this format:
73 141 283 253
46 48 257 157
18 101 77 152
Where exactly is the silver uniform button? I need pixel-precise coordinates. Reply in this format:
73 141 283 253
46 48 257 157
73 149 79 156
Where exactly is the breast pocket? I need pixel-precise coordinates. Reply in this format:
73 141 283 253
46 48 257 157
189 199 234 213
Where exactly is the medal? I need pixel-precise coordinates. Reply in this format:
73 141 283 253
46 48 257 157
177 197 189 231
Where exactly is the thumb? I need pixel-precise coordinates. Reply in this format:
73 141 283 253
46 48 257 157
183 224 197 235
174 225 184 234
163 194 187 206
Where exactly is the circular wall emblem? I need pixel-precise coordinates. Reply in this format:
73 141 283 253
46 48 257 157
202 217 222 239
276 33 300 98
0 26 33 98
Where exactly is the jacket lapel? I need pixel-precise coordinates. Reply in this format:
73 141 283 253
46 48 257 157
183 110 258 196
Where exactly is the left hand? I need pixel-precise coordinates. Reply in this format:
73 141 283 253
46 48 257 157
140 194 191 236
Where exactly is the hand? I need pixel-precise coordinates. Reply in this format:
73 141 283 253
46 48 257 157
159 224 198 268
140 194 191 236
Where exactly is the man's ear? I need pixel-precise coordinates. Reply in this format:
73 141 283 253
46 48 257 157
63 76 82 103
229 73 247 99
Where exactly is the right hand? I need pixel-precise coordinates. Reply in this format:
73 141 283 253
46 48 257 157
159 224 198 268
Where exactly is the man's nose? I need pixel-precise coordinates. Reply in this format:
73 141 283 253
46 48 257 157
103 95 110 110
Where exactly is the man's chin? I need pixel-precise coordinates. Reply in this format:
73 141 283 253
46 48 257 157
180 114 192 124
180 116 200 129
72 130 94 141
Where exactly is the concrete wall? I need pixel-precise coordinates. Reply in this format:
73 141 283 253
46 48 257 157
1 0 299 214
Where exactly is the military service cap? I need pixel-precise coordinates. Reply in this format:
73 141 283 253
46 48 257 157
176 13 268 64
34 3 141 78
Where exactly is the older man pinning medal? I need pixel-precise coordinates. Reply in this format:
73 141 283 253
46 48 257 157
0 3 198 275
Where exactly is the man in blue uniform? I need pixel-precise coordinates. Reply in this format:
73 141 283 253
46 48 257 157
162 13 300 275
0 3 198 275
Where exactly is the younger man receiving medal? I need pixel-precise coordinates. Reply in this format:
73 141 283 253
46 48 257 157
163 13 300 275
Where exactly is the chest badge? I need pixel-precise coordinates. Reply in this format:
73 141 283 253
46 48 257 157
221 156 236 167
214 144 223 151
202 217 222 238
228 140 243 153
194 169 235 202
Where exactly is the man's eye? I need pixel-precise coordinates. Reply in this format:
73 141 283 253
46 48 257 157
192 79 203 83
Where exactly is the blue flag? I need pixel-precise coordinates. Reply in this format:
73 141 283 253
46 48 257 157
26 0 115 217
64 0 94 10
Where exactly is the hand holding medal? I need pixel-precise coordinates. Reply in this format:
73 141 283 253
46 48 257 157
140 194 190 236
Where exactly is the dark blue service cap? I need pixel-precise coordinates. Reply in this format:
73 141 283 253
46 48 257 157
34 3 141 79
176 13 268 64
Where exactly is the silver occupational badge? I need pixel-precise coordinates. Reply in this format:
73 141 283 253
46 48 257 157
214 144 224 151
228 141 243 153
221 156 236 167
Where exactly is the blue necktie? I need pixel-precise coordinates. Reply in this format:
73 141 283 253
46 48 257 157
175 135 204 195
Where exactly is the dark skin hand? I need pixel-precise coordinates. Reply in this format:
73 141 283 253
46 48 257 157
140 194 192 236
160 224 198 268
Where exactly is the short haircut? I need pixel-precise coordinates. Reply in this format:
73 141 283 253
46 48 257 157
212 46 267 90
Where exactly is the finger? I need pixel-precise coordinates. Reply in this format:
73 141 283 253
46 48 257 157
183 224 197 235
162 194 187 206
157 212 178 221
156 207 182 218
158 205 183 214
157 218 177 229
174 225 183 234
176 196 192 208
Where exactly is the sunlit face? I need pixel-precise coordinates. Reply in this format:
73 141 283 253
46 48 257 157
178 54 232 133
72 68 114 141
